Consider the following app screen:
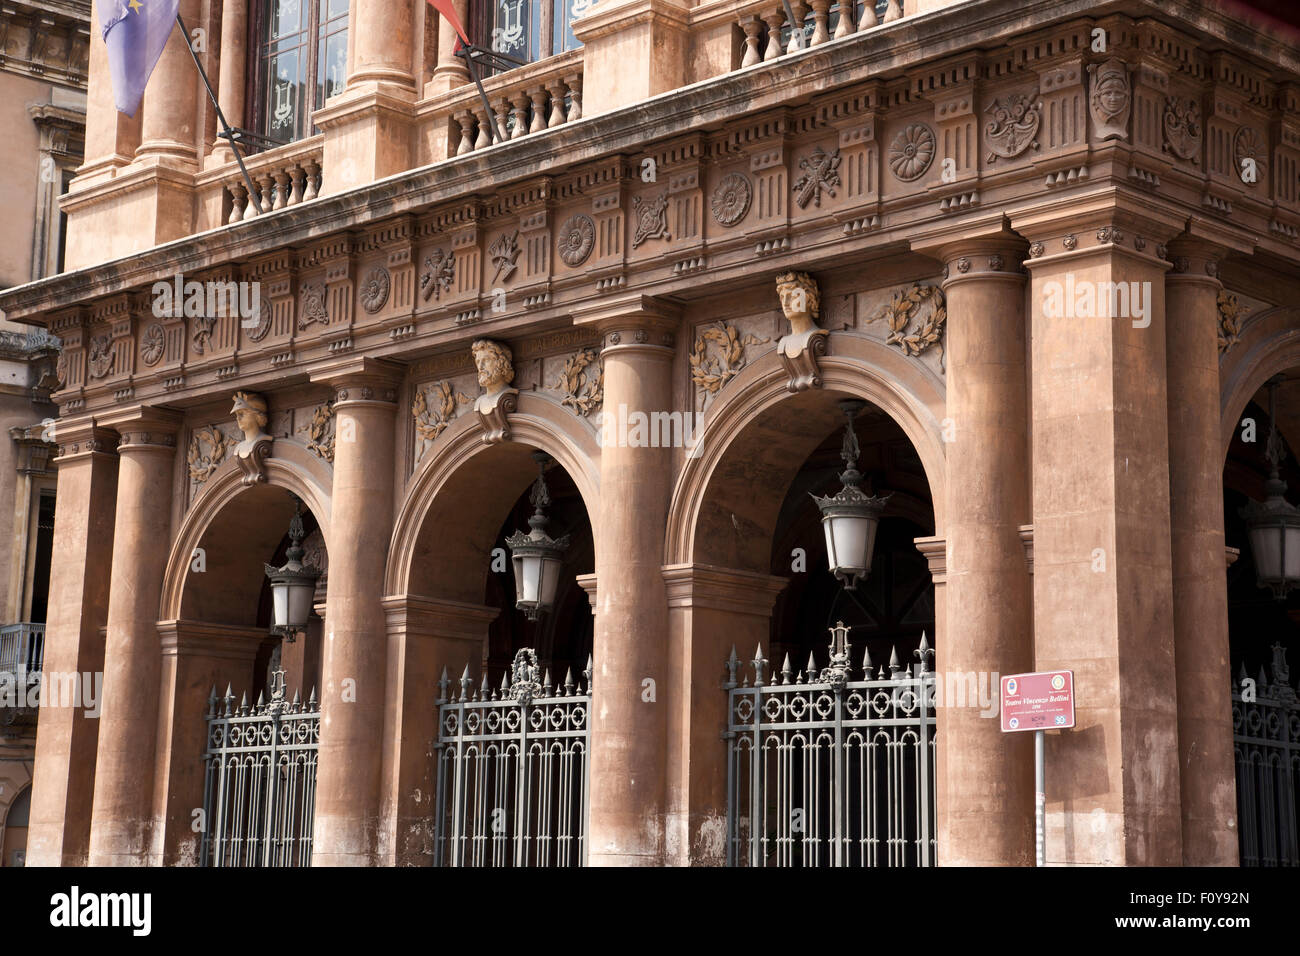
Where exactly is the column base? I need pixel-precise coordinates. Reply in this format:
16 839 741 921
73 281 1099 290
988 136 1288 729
61 160 197 270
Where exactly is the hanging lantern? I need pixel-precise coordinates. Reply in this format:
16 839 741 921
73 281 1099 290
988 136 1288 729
1240 377 1300 600
506 452 571 620
812 399 890 590
264 497 320 637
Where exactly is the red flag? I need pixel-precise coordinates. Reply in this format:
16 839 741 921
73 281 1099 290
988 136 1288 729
428 0 469 45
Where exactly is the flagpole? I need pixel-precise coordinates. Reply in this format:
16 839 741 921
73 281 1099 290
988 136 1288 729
460 45 503 145
174 12 264 217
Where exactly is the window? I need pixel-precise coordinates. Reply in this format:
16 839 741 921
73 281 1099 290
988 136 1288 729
473 0 595 71
250 0 349 146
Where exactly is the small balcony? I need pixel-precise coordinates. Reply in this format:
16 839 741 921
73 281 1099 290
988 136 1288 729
0 623 45 687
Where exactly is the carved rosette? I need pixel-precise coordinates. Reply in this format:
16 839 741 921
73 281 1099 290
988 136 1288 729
557 215 596 267
141 323 166 366
632 191 671 248
247 297 273 342
1233 126 1267 185
420 248 455 301
360 267 391 313
1163 95 1202 162
554 347 604 416
775 271 829 392
1088 59 1131 140
793 146 841 208
88 334 114 379
888 124 936 182
690 323 770 399
985 91 1041 161
711 172 752 226
877 284 947 372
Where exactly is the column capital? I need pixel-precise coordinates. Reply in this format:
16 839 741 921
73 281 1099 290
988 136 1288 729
96 404 183 453
380 594 499 638
571 293 681 356
1010 198 1185 272
310 356 404 407
913 535 947 585
661 564 788 615
156 621 265 661
52 417 119 465
910 218 1028 288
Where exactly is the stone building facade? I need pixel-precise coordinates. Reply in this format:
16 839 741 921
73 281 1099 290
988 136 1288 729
0 0 1298 867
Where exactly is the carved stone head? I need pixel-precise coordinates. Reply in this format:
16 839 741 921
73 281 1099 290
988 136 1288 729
471 339 514 393
1088 59 1130 141
776 271 822 337
231 390 270 443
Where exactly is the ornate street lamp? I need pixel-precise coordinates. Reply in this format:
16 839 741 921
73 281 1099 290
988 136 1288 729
506 452 571 620
812 399 890 590
264 497 320 638
1240 377 1300 600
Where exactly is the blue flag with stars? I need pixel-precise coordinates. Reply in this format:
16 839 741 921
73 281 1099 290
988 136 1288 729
99 0 182 117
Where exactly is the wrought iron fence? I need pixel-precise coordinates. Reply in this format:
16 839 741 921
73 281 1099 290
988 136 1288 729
200 671 319 867
725 623 936 867
1233 642 1299 867
434 648 591 867
0 623 44 683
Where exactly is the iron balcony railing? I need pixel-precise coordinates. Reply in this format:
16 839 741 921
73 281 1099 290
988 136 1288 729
725 625 937 867
1233 642 1299 867
0 623 45 684
434 648 591 867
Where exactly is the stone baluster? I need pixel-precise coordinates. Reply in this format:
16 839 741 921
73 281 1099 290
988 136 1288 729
303 161 320 202
565 73 583 122
763 10 785 59
786 2 808 54
884 0 902 21
809 0 830 44
258 173 276 214
740 17 763 68
530 89 549 134
511 94 530 140
494 98 512 143
547 80 568 127
289 166 305 206
228 182 247 225
859 0 879 29
456 110 477 154
834 0 854 37
272 170 290 210
475 108 494 151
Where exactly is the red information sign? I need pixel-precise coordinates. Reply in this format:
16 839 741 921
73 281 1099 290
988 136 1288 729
1000 670 1075 733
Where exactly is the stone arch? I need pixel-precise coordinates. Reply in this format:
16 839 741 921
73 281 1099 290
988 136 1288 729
1219 306 1300 461
159 444 333 625
666 333 947 571
385 391 602 601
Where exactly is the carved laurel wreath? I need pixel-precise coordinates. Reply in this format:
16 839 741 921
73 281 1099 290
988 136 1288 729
413 381 471 445
690 323 770 396
1218 290 1246 356
187 426 229 483
877 284 947 371
554 346 604 417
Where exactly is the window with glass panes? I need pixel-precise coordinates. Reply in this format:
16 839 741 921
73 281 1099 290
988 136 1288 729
251 0 350 146
472 0 596 72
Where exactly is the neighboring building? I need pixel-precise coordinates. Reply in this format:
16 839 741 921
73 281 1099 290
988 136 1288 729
0 0 87 867
0 0 1298 869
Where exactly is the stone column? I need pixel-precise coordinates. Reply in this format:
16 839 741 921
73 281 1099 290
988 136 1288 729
87 411 181 866
661 564 786 866
428 0 470 93
377 595 497 866
351 0 418 89
149 622 264 865
574 295 679 865
931 231 1035 866
1015 209 1184 865
23 421 118 866
1165 237 1238 865
210 0 248 165
309 358 402 866
78 0 141 181
136 0 204 165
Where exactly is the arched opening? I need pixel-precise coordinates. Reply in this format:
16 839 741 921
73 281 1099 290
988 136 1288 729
670 364 943 867
1 785 30 867
1223 372 1300 867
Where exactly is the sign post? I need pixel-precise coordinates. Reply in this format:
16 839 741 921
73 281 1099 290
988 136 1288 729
1000 670 1075 867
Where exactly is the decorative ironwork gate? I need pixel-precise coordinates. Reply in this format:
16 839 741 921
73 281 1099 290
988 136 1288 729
725 624 936 867
200 672 320 867
434 648 591 867
1233 642 1299 866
